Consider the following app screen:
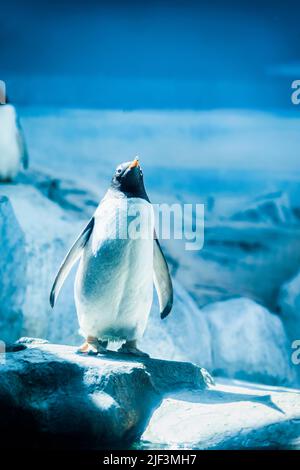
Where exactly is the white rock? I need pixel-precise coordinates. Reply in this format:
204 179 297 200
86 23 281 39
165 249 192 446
142 279 212 370
0 179 297 390
167 218 300 312
201 297 296 386
142 378 300 449
0 184 84 344
279 271 300 343
0 341 212 449
230 191 297 225
0 181 213 367
0 196 26 342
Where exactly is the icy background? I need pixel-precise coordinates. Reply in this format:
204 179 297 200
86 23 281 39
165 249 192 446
1 0 300 452
1 106 300 388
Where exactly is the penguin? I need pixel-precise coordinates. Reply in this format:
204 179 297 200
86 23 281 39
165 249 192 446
50 157 173 356
0 97 29 182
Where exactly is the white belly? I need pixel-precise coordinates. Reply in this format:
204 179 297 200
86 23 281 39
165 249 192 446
0 105 21 180
75 197 154 341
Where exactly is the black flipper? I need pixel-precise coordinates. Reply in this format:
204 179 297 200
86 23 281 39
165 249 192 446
50 218 94 307
153 237 173 319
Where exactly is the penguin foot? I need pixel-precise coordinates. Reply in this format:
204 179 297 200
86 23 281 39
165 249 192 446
77 341 90 353
118 340 149 358
77 341 98 355
77 337 108 355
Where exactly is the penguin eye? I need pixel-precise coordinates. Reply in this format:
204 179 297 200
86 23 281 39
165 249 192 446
116 168 122 175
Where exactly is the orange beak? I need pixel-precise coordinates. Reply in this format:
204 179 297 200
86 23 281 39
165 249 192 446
129 157 140 169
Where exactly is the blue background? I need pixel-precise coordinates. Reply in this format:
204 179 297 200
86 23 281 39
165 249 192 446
1 0 300 109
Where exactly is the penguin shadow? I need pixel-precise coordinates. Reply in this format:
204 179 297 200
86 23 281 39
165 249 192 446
171 386 286 414
76 348 153 363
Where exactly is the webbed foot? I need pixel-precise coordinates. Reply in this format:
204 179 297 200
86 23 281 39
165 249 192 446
77 337 108 355
118 340 149 358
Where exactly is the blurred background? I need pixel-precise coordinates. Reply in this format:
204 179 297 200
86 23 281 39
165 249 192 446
1 0 300 390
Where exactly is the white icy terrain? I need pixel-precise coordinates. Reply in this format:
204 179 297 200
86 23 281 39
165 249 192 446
279 271 300 344
0 179 84 344
142 378 300 449
0 173 297 386
201 298 296 386
17 107 300 311
164 190 300 311
0 107 300 390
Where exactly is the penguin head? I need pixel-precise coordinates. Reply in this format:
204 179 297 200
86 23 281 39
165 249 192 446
111 157 149 200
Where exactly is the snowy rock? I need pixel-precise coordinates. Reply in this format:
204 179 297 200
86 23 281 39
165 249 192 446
165 189 300 311
18 107 300 311
0 196 26 342
0 183 85 345
0 341 212 449
278 271 300 343
201 298 296 386
18 169 99 217
142 379 300 449
0 180 213 369
142 279 213 370
230 191 297 225
169 219 300 312
0 176 298 390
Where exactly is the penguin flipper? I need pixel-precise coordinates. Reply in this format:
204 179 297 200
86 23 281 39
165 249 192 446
153 238 173 319
16 117 29 170
50 218 95 308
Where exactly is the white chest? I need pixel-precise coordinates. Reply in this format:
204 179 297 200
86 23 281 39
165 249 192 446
75 196 155 340
92 196 154 250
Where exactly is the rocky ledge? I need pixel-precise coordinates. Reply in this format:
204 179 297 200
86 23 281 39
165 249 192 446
1 339 300 450
0 339 212 449
142 380 300 449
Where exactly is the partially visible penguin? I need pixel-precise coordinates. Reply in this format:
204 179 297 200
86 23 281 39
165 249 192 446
0 97 29 182
50 157 173 356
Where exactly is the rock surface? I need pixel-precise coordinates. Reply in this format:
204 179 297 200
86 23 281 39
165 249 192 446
1 173 300 391
278 271 300 344
0 180 213 372
0 182 85 345
230 191 298 225
0 340 212 449
1 340 300 450
142 279 213 370
0 195 26 342
142 379 300 449
201 298 297 386
171 218 300 312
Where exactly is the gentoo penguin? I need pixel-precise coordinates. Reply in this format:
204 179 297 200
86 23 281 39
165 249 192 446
0 97 29 182
50 158 173 356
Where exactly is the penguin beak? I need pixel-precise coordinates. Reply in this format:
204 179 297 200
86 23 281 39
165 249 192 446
129 158 140 169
